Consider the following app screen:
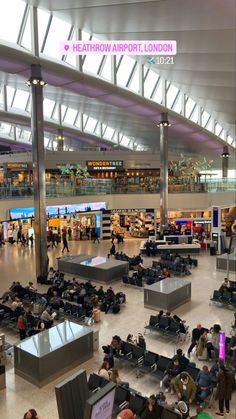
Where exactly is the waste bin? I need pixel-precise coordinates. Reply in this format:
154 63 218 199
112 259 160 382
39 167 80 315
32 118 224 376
93 330 99 351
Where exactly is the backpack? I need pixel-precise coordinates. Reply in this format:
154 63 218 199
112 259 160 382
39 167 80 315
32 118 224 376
112 304 120 314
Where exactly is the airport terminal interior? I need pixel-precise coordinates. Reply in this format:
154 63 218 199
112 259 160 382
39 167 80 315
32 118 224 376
0 1 236 419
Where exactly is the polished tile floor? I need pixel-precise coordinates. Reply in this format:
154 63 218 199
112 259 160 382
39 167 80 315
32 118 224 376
0 239 235 419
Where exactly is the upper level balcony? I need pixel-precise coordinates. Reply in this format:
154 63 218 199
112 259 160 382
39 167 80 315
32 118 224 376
0 178 235 200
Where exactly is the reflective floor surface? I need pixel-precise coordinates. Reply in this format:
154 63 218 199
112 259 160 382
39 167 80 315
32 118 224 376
0 239 235 419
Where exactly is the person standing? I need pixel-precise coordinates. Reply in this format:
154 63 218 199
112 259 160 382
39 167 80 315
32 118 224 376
62 232 69 253
215 365 234 416
17 312 27 340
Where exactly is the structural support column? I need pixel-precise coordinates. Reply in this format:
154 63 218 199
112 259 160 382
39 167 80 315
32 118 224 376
159 112 169 235
221 146 230 178
57 129 64 151
28 64 48 277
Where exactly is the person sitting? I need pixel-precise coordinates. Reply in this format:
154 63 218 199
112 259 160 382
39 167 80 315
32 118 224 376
11 297 23 310
160 267 170 279
98 360 110 380
109 368 129 388
196 365 212 402
218 278 229 294
41 307 54 328
25 281 37 292
161 357 182 394
157 310 164 322
141 394 162 419
126 333 136 344
0 281 17 302
49 291 62 310
206 324 221 361
174 372 197 405
137 333 146 350
111 335 122 354
96 285 105 300
174 349 190 371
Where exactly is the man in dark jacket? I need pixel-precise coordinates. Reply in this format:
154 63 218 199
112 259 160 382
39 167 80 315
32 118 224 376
187 324 207 357
161 357 182 394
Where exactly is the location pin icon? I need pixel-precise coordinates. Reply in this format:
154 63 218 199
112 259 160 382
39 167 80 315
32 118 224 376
64 44 69 52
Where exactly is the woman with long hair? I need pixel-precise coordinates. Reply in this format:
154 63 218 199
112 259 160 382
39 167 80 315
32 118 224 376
23 409 40 419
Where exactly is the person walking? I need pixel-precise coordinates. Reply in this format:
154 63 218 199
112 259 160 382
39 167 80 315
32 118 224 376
93 230 100 243
215 365 234 416
62 233 69 253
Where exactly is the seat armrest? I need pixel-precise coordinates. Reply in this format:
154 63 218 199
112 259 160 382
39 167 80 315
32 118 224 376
119 401 129 410
137 356 144 365
151 363 157 371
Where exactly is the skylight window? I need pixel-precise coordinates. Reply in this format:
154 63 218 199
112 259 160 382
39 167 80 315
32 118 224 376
43 16 71 59
0 0 26 43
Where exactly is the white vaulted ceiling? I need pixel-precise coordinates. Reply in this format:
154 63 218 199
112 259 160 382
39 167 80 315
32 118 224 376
0 0 235 162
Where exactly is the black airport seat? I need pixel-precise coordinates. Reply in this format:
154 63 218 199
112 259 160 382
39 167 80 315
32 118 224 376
128 393 147 416
168 319 181 336
185 365 200 381
158 316 171 332
221 290 232 303
113 385 130 415
120 341 134 358
127 344 144 366
140 350 158 374
155 355 172 379
147 315 160 329
210 290 222 303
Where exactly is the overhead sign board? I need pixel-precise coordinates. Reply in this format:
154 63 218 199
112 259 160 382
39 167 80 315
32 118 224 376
86 160 123 171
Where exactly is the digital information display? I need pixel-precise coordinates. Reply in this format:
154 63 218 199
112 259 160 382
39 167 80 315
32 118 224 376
9 202 107 220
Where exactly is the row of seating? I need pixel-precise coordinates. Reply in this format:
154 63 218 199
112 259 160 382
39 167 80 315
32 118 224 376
116 340 200 382
122 275 143 287
210 289 236 309
144 315 189 341
88 373 183 419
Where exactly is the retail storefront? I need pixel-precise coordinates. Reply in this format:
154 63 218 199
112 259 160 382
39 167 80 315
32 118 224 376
5 202 106 241
110 208 155 238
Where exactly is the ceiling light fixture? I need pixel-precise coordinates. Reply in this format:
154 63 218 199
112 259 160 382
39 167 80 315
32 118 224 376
220 146 231 158
25 77 47 87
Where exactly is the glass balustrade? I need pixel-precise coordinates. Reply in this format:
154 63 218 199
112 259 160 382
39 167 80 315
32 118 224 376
0 178 235 200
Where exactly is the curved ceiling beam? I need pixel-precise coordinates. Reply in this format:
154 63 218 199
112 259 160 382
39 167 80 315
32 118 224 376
0 43 233 155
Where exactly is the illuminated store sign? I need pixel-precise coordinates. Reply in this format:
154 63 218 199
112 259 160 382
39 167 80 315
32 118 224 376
110 208 153 214
9 202 107 220
86 160 123 170
6 163 28 169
